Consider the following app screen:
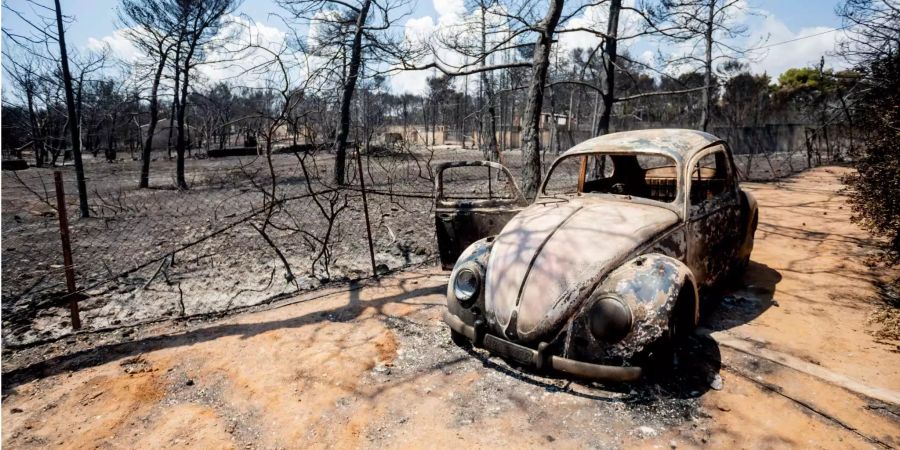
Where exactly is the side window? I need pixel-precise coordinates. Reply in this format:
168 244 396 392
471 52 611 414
584 155 615 184
690 150 734 204
544 157 582 195
545 155 614 196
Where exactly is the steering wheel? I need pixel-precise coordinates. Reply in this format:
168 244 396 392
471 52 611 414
610 183 627 194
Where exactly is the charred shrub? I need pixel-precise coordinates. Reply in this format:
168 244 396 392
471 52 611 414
844 52 900 268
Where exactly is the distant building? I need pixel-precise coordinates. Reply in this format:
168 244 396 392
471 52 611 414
139 119 200 151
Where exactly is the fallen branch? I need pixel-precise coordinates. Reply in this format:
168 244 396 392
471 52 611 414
249 222 299 290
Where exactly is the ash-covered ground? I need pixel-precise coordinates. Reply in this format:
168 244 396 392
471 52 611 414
1 145 812 346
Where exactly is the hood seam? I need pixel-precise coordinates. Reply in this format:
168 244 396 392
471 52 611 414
512 205 584 310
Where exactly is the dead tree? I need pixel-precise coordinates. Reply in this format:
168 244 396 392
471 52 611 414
156 0 237 189
119 0 179 188
278 0 412 186
4 0 92 216
2 50 49 167
650 0 756 131
594 0 621 136
52 0 91 217
519 0 564 199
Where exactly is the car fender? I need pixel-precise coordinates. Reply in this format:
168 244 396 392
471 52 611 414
445 237 493 325
738 189 759 261
565 253 699 360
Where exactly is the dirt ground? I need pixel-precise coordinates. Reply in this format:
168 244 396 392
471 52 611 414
3 166 898 449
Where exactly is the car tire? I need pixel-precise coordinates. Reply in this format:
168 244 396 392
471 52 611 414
645 288 696 373
729 214 757 284
729 255 750 284
450 329 470 348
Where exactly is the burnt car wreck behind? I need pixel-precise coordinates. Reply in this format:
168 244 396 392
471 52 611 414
435 129 758 381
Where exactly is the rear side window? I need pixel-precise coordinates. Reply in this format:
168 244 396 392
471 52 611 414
690 149 734 204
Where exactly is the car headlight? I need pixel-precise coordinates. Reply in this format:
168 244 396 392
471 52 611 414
452 267 481 307
588 295 633 343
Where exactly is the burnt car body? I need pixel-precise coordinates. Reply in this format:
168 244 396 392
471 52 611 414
435 129 758 381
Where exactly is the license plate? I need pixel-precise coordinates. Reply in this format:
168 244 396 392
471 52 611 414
483 334 535 366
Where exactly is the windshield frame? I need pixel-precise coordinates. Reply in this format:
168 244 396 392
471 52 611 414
538 149 684 214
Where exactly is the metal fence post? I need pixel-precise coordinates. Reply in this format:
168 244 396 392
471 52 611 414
356 146 378 277
53 170 81 330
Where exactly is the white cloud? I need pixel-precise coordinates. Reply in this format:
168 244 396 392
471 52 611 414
389 0 517 94
434 0 465 20
86 15 292 87
86 29 140 63
197 15 290 86
389 16 438 94
624 5 850 81
746 14 849 78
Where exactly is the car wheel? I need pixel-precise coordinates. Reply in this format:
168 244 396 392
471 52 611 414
450 329 470 348
730 255 749 282
646 289 696 373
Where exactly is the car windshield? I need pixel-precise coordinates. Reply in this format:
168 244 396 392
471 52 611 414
542 152 679 203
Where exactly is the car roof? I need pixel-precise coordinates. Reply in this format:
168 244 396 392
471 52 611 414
559 128 724 163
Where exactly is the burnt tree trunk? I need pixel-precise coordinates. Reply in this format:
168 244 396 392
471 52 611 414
168 44 182 160
54 0 89 218
520 0 564 200
106 113 118 162
479 3 499 161
594 0 621 137
332 0 372 186
699 0 714 132
140 49 169 188
25 86 45 168
175 43 196 190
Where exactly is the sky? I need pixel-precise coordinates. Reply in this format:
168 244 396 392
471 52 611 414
2 0 851 95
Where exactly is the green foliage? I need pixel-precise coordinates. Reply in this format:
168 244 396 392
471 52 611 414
777 67 834 93
844 52 900 266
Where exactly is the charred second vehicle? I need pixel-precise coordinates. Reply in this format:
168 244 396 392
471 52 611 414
435 129 758 381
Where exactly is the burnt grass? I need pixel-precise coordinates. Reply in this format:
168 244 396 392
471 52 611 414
1 145 811 346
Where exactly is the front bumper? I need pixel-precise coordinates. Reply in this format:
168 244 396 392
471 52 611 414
443 310 642 382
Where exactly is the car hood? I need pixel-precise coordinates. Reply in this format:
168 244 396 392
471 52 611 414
484 197 679 342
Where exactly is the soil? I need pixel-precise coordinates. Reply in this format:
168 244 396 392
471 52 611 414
2 165 898 449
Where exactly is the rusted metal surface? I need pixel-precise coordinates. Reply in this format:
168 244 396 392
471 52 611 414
564 254 697 361
54 171 81 331
433 161 527 269
484 197 680 342
560 128 723 162
438 129 758 379
433 160 528 208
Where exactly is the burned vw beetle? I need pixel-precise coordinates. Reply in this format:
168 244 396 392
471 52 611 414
435 129 758 381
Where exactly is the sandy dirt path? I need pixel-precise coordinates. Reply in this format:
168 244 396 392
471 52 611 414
2 166 898 449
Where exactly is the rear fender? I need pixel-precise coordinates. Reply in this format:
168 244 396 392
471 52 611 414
738 190 758 261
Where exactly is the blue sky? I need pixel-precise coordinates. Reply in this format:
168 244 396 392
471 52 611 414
2 0 851 93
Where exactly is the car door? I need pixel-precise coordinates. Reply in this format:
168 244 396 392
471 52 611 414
685 146 742 287
434 161 527 270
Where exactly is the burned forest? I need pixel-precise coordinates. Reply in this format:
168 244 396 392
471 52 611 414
1 0 899 448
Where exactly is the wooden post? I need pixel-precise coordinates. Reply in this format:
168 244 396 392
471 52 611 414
356 147 378 277
54 171 81 330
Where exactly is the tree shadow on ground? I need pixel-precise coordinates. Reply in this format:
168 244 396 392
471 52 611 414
1 275 445 393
